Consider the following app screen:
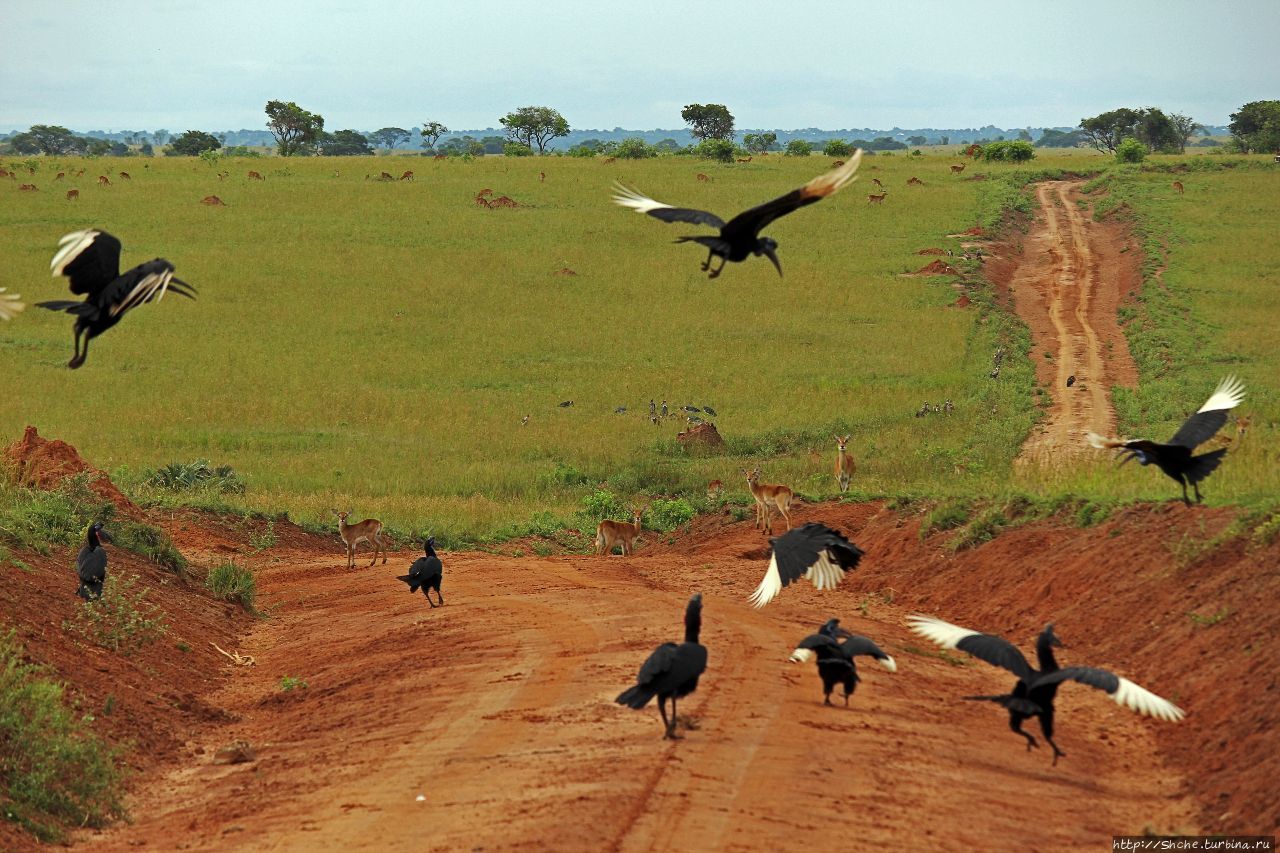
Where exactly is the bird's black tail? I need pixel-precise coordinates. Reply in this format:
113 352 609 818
964 694 1042 715
396 574 421 593
1186 448 1228 484
615 684 656 709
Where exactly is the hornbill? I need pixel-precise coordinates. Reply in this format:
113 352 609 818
1088 375 1245 505
396 537 444 607
0 288 24 320
37 230 196 368
75 522 112 600
907 615 1184 765
788 618 896 706
749 522 864 608
612 151 863 279
615 593 707 739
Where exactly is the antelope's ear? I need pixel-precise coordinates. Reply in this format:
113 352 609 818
844 434 851 442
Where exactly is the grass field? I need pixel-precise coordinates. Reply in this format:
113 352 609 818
2 150 1277 542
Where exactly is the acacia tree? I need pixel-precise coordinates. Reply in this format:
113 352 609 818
1080 108 1142 153
1167 113 1203 153
420 121 448 150
168 130 221 156
25 125 84 155
265 100 324 156
499 106 570 154
319 130 374 156
1229 100 1280 153
743 132 777 153
369 127 411 149
682 104 734 141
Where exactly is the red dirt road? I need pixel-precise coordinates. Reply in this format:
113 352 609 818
73 503 1248 852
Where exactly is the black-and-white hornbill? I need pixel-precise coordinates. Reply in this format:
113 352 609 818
615 593 707 740
37 229 196 368
612 151 863 279
1088 375 1245 505
907 615 1184 765
749 522 864 608
788 618 896 706
75 521 112 600
0 288 24 321
396 536 443 607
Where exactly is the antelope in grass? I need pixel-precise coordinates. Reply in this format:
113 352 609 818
400 170 415 181
1172 181 1184 194
834 435 855 493
707 479 724 500
867 192 887 204
950 164 966 174
66 189 79 201
596 508 644 556
247 170 264 181
334 510 388 568
97 175 111 187
744 467 793 534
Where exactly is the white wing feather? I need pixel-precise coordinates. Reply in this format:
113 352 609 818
906 614 982 650
1196 375 1245 414
611 183 676 215
788 648 814 664
0 288 24 320
877 655 898 673
50 229 100 276
1112 676 1185 722
803 550 846 591
748 554 782 609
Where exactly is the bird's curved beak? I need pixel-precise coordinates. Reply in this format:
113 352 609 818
762 246 783 278
1117 450 1136 467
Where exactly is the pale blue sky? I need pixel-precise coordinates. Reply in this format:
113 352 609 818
2 0 1276 132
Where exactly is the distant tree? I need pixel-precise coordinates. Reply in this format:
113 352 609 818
369 127 411 150
693 138 735 163
742 132 777 153
681 104 735 141
1228 100 1280 153
1167 113 1202 154
1193 137 1221 147
567 144 597 157
499 106 570 154
1137 108 1180 153
84 139 113 157
480 136 506 155
654 138 680 153
168 130 221 156
25 125 83 155
576 139 605 152
868 136 907 151
823 138 853 157
439 135 485 157
265 100 324 156
419 121 448 151
503 142 534 157
153 129 170 146
907 135 927 146
319 129 373 155
139 142 154 156
1035 129 1085 148
1016 129 1033 142
614 137 656 159
785 139 813 157
1115 137 1146 163
1080 108 1142 153
940 135 949 145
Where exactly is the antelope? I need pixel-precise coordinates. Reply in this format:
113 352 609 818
55 171 65 180
867 192 887 204
539 171 545 182
950 164 966 174
831 160 845 167
1236 415 1250 441
400 170 415 181
744 467 793 534
19 184 37 192
491 195 518 207
602 157 617 164
707 479 724 500
0 168 9 178
97 175 111 186
736 156 752 163
66 189 79 201
872 178 884 189
834 435 855 493
200 195 225 206
908 176 924 186
118 171 131 180
596 508 644 556
247 170 264 180
1172 181 1184 194
334 510 388 569
696 173 711 182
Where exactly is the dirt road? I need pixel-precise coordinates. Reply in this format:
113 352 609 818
997 180 1139 465
84 505 1200 851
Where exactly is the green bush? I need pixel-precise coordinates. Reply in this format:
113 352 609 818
503 142 534 157
279 675 307 692
693 139 735 163
64 574 168 654
566 145 597 158
206 560 256 612
142 459 244 494
784 139 813 157
981 140 1036 163
646 498 695 533
113 522 186 575
0 631 126 842
1115 137 1147 163
579 490 627 524
823 139 853 157
614 137 656 159
919 499 971 538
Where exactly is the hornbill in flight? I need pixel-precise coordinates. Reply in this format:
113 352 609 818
749 522 864 608
612 151 863 279
397 537 444 607
788 618 896 706
38 229 196 368
1088 375 1245 505
616 593 707 739
907 615 1183 765
75 522 112 600
0 288 24 320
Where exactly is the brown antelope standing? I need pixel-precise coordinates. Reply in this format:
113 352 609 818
872 178 884 189
66 189 79 200
950 164 966 174
55 171 65 180
400 170 415 181
334 510 388 568
1172 180 1184 194
595 508 644 556
744 467 793 534
706 479 724 500
867 192 887 204
247 170 264 180
97 175 111 186
539 171 545 182
834 435 855 493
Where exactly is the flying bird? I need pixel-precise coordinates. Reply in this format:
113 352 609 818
612 151 863 278
396 537 444 607
788 618 896 706
0 288 25 320
749 522 864 608
616 593 707 739
38 229 196 368
1088 375 1245 505
907 615 1183 764
75 521 112 600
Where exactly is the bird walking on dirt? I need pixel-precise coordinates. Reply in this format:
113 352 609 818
38 230 196 368
616 593 707 740
1088 375 1245 505
75 521 112 600
789 618 896 706
612 152 862 278
907 615 1183 765
749 523 864 608
396 536 444 607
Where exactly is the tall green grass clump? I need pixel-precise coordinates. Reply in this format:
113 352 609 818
206 559 256 612
64 574 168 654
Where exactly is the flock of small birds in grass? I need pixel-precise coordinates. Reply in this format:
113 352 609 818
7 152 1247 760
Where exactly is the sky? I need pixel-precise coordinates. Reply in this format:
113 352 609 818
2 0 1276 133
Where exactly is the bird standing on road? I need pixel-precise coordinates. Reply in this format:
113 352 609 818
907 615 1183 764
789 618 896 706
396 537 444 607
75 522 112 600
616 593 707 739
38 230 196 368
613 152 863 278
1088 375 1245 505
749 523 864 608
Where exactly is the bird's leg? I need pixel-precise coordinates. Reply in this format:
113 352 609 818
658 697 674 739
436 589 444 607
707 256 727 280
700 249 714 272
668 697 683 738
68 329 87 369
1047 737 1066 766
824 692 832 706
1011 716 1038 751
1181 479 1192 506
1039 712 1064 765
1193 482 1204 504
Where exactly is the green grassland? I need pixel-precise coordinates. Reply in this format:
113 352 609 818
2 151 1277 542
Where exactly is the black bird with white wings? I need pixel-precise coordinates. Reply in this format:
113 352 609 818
615 593 707 740
37 230 196 368
1088 375 1245 505
75 522 112 600
613 152 862 278
907 615 1184 765
788 618 897 706
396 536 444 607
749 522 864 608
